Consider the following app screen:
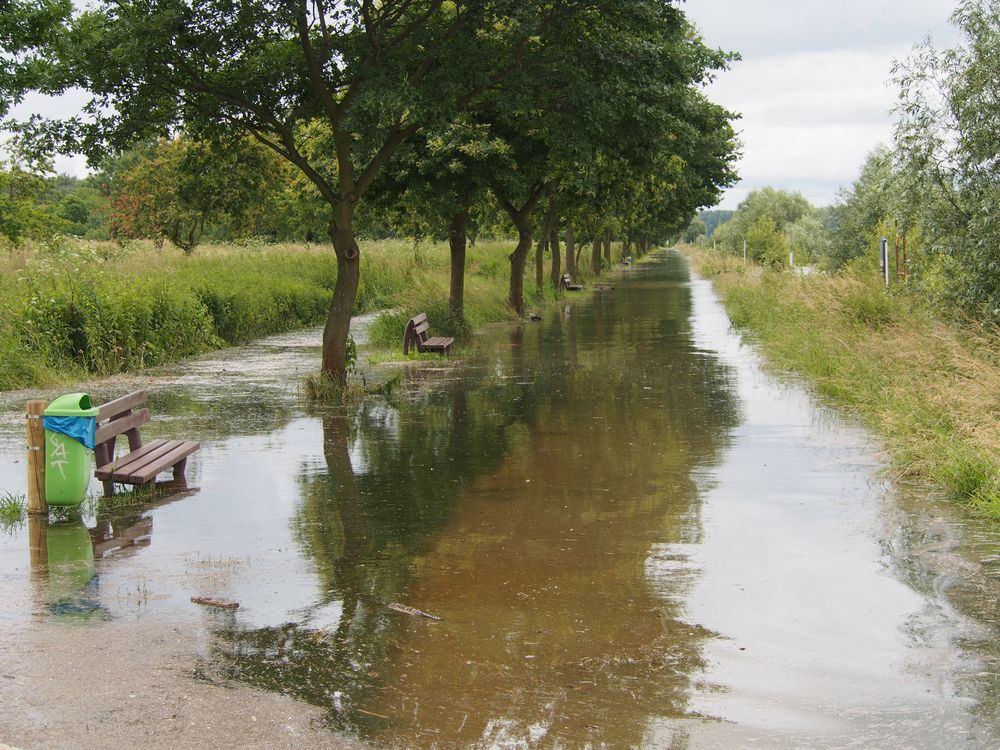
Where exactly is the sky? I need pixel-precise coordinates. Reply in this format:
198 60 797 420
684 1 961 209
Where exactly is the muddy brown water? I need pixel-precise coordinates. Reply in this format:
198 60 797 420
2 249 1000 748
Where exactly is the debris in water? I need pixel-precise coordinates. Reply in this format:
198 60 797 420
190 596 240 609
387 602 442 621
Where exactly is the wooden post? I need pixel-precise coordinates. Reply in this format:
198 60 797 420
27 400 47 515
28 514 48 576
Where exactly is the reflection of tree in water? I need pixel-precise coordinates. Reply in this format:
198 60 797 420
209 376 518 735
209 252 741 746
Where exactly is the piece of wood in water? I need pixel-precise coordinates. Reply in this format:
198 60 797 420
191 596 240 609
387 602 441 620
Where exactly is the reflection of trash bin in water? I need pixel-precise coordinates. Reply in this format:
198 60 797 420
45 520 103 619
43 393 100 506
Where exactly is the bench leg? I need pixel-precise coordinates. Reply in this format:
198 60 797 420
102 479 115 497
172 457 188 481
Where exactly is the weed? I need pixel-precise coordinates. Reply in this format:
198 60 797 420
303 372 367 404
0 492 26 532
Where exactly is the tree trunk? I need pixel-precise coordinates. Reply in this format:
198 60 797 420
603 229 612 265
323 215 362 385
448 209 469 322
535 202 556 293
549 223 561 288
624 236 632 260
565 225 576 278
534 227 547 293
591 238 601 275
495 183 544 315
509 214 533 315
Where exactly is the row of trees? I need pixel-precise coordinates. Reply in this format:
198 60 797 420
3 0 740 383
695 0 1000 325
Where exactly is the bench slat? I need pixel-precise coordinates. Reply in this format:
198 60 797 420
97 390 148 421
421 336 454 352
411 313 428 325
95 408 151 445
95 439 168 480
119 440 200 484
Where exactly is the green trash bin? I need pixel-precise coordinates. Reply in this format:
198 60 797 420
43 393 100 507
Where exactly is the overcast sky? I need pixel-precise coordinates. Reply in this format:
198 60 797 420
684 1 961 209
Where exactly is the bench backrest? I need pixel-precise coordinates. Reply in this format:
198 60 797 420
94 390 151 463
403 313 431 354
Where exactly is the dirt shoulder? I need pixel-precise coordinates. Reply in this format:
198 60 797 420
0 619 366 750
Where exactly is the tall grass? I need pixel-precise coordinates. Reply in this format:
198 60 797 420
685 245 1000 517
2 236 572 389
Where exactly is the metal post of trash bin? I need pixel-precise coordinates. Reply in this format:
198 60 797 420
26 399 47 515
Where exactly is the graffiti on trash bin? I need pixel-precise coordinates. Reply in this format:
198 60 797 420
48 432 69 480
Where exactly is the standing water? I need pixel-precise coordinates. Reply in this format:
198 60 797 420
1 250 1000 748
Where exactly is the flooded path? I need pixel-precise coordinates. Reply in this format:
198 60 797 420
2 250 1000 748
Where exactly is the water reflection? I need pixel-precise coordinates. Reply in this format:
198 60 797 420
28 517 104 619
878 487 1000 744
207 254 741 746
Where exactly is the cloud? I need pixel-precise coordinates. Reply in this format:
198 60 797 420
688 0 960 57
685 1 961 208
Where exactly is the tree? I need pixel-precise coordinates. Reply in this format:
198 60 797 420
824 147 897 269
892 0 1000 318
0 159 55 243
485 2 738 312
712 188 813 257
107 136 281 252
366 116 507 323
683 216 708 244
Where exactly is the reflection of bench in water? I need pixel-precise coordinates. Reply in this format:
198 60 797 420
403 313 454 355
93 390 200 495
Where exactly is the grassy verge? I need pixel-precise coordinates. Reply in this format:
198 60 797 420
1 236 600 390
683 245 1000 517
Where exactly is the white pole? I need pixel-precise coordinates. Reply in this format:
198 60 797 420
742 238 747 265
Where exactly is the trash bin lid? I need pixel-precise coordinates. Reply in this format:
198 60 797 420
44 393 101 418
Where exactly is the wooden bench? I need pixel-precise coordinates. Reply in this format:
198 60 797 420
93 390 199 495
403 313 455 355
560 273 583 291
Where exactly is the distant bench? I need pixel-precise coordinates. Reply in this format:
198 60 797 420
93 390 200 495
560 273 583 291
403 313 454 355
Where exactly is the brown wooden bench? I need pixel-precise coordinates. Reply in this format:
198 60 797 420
560 273 583 291
93 390 199 495
403 313 455 355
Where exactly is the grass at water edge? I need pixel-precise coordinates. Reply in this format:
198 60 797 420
682 244 1000 518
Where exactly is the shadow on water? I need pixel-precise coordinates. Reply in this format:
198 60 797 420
205 254 742 746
